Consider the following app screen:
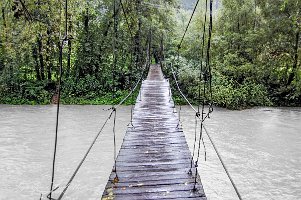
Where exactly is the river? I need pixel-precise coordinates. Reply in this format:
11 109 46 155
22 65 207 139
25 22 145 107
0 105 300 200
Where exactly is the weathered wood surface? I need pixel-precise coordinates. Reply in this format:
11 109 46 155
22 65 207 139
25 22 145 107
102 65 206 200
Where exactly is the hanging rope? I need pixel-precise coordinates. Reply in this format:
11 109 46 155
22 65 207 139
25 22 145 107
202 135 207 161
115 61 148 107
119 0 134 39
48 0 68 199
112 0 118 100
178 0 200 49
168 57 242 199
128 49 135 127
205 0 214 119
175 47 182 123
169 62 207 165
169 59 243 198
45 0 147 199
119 0 136 127
204 125 243 200
166 1 242 199
169 63 197 113
188 114 198 175
177 104 182 128
56 109 115 200
194 0 213 190
191 0 209 180
55 54 149 200
111 0 119 184
169 0 204 120
198 0 208 114
112 108 119 183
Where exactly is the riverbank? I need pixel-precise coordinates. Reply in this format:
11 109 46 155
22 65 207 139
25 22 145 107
1 88 300 109
0 90 138 106
1 94 300 110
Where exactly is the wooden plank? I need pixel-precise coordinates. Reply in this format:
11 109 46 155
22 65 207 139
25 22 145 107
101 65 206 200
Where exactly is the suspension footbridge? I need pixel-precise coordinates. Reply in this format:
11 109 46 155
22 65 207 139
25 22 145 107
101 65 206 200
45 0 243 198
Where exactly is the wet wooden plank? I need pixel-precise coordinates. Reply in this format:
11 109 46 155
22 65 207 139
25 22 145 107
101 65 206 200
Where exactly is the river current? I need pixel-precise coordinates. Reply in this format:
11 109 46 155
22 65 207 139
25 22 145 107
0 105 300 199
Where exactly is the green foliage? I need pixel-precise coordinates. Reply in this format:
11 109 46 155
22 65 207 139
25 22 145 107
166 56 272 109
62 75 102 98
0 0 300 109
0 0 177 105
0 80 52 105
212 73 272 109
61 90 138 105
169 0 301 109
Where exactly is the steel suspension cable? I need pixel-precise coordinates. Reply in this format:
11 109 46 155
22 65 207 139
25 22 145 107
49 0 68 198
198 0 208 114
112 108 119 183
206 0 214 117
129 46 135 127
119 0 134 39
55 55 149 200
176 48 181 124
169 58 242 199
112 0 118 100
189 114 198 174
115 61 148 108
112 0 119 183
47 0 150 198
57 110 115 200
169 63 198 113
169 57 242 199
178 0 200 49
119 0 136 127
168 59 207 179
168 57 208 163
194 0 213 190
189 0 209 175
169 60 213 122
167 1 242 198
49 41 63 200
204 125 243 200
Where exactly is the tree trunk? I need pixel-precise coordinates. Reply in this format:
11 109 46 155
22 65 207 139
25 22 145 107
37 35 45 80
148 28 152 64
32 45 41 81
254 0 257 30
46 27 52 81
287 29 299 85
2 7 6 27
0 7 6 71
160 34 164 63
77 7 90 79
67 18 72 77
97 5 120 71
67 39 71 77
134 0 142 68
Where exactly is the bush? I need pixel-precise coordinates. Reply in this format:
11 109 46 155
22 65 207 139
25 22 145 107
213 74 272 109
165 56 272 109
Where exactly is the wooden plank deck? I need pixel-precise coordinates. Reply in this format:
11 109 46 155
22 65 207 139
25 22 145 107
102 65 207 200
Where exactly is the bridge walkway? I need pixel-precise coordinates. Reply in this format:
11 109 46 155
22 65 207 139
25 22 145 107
102 65 206 200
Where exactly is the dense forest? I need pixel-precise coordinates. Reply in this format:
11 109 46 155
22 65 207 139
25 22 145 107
0 0 300 109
